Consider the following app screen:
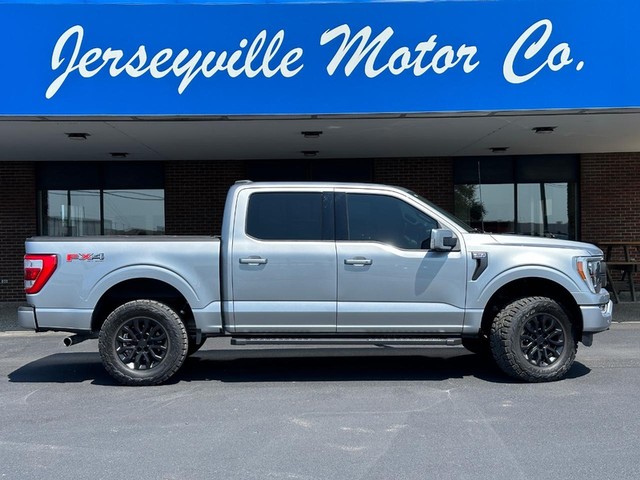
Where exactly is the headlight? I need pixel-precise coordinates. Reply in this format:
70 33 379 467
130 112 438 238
576 257 604 294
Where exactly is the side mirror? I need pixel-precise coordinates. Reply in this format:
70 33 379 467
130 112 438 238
430 229 458 252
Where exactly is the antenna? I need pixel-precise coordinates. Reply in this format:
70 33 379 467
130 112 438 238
477 161 485 233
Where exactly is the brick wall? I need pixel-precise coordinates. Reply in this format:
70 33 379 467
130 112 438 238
0 162 36 301
164 160 246 235
581 153 640 245
373 157 454 212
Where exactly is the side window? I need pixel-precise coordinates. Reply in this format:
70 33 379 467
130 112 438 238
345 194 438 249
246 192 324 240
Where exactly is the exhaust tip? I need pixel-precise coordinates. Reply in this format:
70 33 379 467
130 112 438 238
62 333 98 347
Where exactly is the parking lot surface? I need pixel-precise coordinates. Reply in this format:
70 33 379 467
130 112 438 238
1 323 639 480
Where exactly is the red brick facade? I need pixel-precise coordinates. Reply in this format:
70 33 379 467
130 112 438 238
0 162 36 301
581 153 640 245
164 160 246 235
374 157 455 212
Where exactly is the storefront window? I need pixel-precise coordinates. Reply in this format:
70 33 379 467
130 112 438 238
454 156 578 239
40 189 165 236
43 190 101 236
517 183 571 239
103 190 165 235
37 162 164 236
455 184 515 234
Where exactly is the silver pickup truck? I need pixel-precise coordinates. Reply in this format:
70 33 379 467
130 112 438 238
19 181 612 385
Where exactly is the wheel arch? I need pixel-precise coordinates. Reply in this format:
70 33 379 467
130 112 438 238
480 277 582 338
91 278 195 334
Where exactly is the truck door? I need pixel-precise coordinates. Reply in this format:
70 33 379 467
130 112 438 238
230 189 337 333
336 191 466 333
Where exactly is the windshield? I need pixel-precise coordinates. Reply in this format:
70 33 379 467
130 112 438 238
402 188 476 233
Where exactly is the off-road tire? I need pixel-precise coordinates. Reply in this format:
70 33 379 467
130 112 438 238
489 296 577 382
99 300 188 386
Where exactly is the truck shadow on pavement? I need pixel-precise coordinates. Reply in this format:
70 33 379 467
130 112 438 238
8 347 591 385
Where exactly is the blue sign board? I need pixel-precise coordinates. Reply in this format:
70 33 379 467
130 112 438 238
0 0 637 115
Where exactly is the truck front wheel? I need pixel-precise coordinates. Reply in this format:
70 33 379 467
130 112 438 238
489 297 577 382
99 300 189 386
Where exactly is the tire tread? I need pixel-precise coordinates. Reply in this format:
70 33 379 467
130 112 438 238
489 296 576 383
99 299 188 386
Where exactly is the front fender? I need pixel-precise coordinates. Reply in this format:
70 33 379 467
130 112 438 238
470 265 583 309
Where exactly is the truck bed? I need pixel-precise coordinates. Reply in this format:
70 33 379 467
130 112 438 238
24 236 222 333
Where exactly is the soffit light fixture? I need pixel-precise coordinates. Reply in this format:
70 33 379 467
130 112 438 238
489 147 509 153
301 131 323 138
533 126 557 134
301 150 319 157
110 152 129 158
66 132 90 141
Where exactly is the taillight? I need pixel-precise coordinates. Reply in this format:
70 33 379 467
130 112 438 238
24 254 57 294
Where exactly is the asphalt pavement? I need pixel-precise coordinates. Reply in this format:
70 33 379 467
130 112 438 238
0 302 23 332
1 321 639 479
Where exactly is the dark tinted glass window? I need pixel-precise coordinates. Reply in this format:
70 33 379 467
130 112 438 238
346 194 438 249
454 155 578 184
453 155 578 239
37 162 165 236
36 162 164 189
516 156 578 183
246 192 324 240
39 189 165 236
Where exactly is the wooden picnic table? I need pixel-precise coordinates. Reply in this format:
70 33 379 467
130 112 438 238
597 241 640 302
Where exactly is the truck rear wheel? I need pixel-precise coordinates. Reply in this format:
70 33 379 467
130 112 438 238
489 297 577 382
99 300 188 386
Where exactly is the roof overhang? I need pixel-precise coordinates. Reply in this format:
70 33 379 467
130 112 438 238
1 0 639 160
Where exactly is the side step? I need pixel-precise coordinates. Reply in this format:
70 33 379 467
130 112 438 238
231 337 462 346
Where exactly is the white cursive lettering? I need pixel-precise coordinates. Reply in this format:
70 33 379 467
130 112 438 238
46 25 305 98
321 24 479 78
503 19 580 84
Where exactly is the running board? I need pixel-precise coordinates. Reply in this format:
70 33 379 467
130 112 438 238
231 337 462 346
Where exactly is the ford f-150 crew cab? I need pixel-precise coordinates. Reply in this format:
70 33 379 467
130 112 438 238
19 181 612 385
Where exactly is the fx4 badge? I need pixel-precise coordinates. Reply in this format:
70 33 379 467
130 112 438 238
66 253 105 262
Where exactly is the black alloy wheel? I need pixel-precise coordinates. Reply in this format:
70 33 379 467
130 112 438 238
519 312 566 367
99 300 188 386
115 316 169 370
490 296 577 382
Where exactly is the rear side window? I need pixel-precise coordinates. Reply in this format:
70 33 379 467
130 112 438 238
246 192 324 240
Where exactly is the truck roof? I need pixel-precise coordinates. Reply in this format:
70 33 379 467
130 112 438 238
232 180 407 191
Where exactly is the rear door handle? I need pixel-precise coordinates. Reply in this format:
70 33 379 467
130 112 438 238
344 257 373 266
239 257 268 265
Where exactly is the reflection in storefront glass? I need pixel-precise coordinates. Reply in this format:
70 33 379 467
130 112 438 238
44 190 101 236
455 183 573 239
104 190 165 235
455 184 515 234
40 189 164 236
517 183 570 239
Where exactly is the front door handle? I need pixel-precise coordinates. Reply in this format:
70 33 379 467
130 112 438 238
344 257 373 266
239 257 268 265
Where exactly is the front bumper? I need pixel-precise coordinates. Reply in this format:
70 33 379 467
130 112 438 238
581 299 613 333
17 306 37 330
